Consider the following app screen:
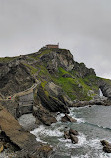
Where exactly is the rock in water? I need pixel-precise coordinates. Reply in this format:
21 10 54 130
101 140 111 153
103 145 111 153
64 131 70 139
33 106 57 126
101 140 110 146
61 114 77 122
70 134 78 144
69 128 79 136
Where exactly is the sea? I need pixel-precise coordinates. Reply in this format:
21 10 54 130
30 105 111 158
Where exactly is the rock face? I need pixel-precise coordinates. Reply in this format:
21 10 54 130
73 62 96 78
40 48 75 73
37 85 69 113
0 60 35 98
99 79 111 100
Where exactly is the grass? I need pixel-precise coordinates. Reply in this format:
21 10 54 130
51 67 93 100
23 63 38 74
0 57 17 62
29 49 52 60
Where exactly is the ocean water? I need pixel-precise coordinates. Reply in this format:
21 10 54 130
31 105 111 158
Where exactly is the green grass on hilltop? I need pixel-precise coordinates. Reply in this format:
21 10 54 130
0 57 17 62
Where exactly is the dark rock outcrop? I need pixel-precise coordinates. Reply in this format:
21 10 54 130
37 85 69 113
64 131 70 139
40 49 75 73
61 114 77 123
69 128 79 136
70 134 78 144
73 62 96 78
33 106 57 126
0 60 35 98
64 128 79 144
101 140 111 153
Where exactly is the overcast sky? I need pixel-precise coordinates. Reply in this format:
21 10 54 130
0 0 111 79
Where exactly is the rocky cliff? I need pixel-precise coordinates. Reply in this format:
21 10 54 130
0 47 100 101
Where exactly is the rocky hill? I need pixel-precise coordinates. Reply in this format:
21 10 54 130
1 46 111 157
0 47 101 100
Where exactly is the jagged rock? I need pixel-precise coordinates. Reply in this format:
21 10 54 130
69 128 79 136
101 140 110 146
37 85 69 113
73 62 96 78
64 131 70 139
103 145 111 153
64 129 79 144
61 114 77 122
45 82 73 107
40 49 74 72
33 106 57 126
70 134 78 144
0 61 35 97
101 140 111 153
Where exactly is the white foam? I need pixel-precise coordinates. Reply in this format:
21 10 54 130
31 125 63 137
69 107 85 124
99 152 111 158
88 138 101 149
76 118 85 123
36 136 47 143
42 128 63 137
30 125 45 135
56 113 65 122
65 133 87 148
71 153 89 158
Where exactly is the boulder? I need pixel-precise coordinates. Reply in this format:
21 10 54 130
101 140 110 146
103 145 111 153
61 114 77 123
33 106 57 126
101 140 111 153
64 131 70 139
69 128 79 136
70 134 78 144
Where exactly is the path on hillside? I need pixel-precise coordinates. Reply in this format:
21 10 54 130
0 80 41 101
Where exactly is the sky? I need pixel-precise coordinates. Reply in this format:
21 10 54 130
0 0 111 79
